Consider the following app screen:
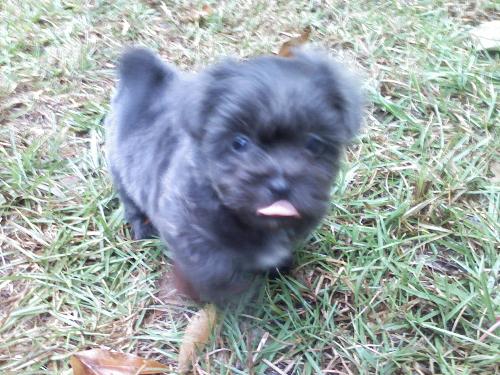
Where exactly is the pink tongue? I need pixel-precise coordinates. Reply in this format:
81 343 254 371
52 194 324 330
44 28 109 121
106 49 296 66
257 200 300 218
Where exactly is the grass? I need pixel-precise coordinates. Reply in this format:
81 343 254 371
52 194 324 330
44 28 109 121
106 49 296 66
0 0 499 374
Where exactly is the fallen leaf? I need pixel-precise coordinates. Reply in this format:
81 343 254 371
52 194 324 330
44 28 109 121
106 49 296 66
201 4 213 16
178 304 217 373
70 349 169 375
470 21 500 51
182 3 214 24
278 26 312 57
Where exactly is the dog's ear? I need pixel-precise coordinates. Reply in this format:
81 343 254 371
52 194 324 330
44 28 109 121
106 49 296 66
114 48 177 127
118 47 174 94
293 49 364 143
180 59 240 141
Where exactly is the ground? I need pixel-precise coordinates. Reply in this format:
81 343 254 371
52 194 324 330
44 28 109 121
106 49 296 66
0 1 499 374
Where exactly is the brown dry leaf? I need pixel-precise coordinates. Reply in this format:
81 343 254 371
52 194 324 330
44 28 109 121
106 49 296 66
470 21 500 51
178 304 217 374
70 349 169 375
201 4 213 16
278 26 312 57
182 3 214 24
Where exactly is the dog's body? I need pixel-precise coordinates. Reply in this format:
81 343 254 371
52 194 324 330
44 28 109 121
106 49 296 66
106 48 362 302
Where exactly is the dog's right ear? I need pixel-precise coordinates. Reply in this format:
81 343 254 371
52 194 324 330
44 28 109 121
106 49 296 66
113 48 177 133
115 47 176 113
180 59 240 141
118 47 173 92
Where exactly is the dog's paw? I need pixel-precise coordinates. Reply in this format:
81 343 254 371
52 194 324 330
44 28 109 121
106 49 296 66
268 262 293 279
131 218 158 240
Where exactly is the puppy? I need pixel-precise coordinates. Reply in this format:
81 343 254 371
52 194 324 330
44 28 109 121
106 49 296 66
106 47 362 303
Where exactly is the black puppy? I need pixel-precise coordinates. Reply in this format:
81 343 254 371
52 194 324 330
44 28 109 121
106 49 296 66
106 47 362 302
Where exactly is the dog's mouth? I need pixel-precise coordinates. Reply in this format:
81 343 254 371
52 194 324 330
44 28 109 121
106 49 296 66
256 200 301 218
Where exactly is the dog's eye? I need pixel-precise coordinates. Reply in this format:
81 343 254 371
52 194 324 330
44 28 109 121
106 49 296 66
232 135 250 152
305 135 325 155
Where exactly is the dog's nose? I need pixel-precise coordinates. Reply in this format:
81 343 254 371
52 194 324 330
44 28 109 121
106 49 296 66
268 177 290 197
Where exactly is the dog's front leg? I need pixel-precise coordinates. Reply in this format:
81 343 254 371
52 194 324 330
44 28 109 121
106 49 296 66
171 235 254 304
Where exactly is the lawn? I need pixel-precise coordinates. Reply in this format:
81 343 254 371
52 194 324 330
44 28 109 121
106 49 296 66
0 1 499 374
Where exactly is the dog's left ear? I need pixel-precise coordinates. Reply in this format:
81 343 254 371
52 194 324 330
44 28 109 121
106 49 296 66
293 49 364 143
180 58 240 141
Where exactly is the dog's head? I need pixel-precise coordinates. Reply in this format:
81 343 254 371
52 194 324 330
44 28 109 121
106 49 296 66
184 50 363 230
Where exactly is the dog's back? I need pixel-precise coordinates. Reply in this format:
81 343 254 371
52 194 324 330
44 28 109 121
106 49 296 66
105 48 182 238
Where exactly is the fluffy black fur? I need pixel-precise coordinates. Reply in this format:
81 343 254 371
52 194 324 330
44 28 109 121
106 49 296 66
106 47 363 303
